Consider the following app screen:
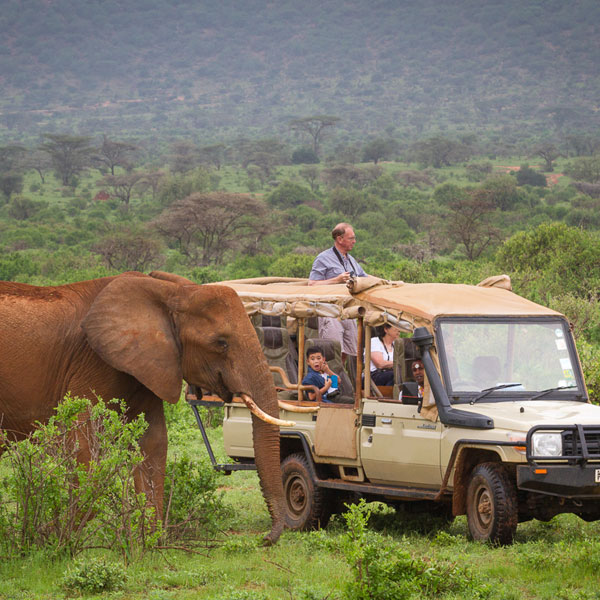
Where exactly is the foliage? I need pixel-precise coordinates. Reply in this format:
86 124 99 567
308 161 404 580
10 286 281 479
157 167 213 206
267 253 315 278
496 222 600 302
340 500 489 599
154 192 270 266
0 251 39 280
0 394 157 559
563 156 600 183
516 165 547 187
163 454 231 544
61 557 126 593
575 339 600 404
267 181 318 209
94 225 165 271
292 147 320 164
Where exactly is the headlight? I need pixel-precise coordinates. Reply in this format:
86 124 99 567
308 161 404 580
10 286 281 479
531 432 562 457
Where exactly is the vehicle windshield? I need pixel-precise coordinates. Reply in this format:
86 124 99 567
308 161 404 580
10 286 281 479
437 318 583 399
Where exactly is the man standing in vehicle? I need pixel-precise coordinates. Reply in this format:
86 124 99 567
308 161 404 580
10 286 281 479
308 222 368 361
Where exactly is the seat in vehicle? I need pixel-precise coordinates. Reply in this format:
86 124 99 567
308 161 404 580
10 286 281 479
304 337 354 403
255 326 298 390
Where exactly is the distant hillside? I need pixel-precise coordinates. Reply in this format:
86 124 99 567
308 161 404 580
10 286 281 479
1 0 599 145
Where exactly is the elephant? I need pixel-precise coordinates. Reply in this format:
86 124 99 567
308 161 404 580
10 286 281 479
0 270 291 544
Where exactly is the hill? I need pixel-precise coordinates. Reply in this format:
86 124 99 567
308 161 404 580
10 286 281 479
1 0 599 146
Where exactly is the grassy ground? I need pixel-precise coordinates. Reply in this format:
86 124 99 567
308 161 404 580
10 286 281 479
2 403 600 600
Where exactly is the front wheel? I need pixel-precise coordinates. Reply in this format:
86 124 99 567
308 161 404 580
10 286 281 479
466 462 518 545
281 453 330 531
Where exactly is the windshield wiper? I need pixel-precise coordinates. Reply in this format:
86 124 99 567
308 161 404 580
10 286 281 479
529 385 577 401
470 383 523 405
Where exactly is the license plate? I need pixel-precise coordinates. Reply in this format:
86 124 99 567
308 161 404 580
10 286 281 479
596 469 600 483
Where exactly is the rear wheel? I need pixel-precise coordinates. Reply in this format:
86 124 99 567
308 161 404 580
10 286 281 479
281 453 330 530
466 462 518 545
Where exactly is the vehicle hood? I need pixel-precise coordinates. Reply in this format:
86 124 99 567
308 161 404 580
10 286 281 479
457 400 600 433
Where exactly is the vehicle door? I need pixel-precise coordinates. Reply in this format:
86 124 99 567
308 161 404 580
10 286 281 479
359 398 442 488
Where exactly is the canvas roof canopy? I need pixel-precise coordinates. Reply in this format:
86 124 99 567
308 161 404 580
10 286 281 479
212 275 561 330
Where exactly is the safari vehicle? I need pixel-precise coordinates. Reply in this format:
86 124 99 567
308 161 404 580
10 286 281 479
191 275 600 544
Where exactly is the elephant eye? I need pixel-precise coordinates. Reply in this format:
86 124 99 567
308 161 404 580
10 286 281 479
216 338 229 352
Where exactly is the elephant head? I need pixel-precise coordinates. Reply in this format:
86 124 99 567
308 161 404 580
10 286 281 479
82 271 288 544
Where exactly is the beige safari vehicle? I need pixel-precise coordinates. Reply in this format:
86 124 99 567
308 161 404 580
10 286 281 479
191 275 600 544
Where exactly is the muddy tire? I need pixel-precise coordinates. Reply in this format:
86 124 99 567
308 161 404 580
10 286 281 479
466 462 518 545
281 453 330 531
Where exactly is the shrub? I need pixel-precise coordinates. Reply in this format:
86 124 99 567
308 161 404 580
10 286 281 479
163 454 231 545
340 500 489 599
292 147 320 164
62 557 126 593
0 395 155 559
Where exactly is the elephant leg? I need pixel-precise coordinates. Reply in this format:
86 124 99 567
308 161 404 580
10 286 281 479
251 415 286 545
129 394 168 520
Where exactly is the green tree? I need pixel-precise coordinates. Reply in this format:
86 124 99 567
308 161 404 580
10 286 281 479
289 115 340 156
411 136 471 168
496 222 600 301
154 192 270 266
533 142 561 172
329 187 376 219
439 188 499 260
97 172 145 208
267 181 317 209
39 134 94 186
481 175 520 210
516 165 547 187
564 156 600 183
361 138 397 164
291 147 319 165
93 135 138 175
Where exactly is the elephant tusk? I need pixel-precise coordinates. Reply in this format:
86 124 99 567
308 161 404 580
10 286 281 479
239 393 295 427
278 401 320 413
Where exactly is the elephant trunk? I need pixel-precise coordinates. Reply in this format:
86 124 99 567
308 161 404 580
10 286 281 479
251 413 286 545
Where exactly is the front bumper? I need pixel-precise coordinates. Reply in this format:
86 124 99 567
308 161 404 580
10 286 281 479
517 464 600 498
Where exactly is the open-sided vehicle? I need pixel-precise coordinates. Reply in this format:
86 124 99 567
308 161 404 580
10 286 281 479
191 275 599 544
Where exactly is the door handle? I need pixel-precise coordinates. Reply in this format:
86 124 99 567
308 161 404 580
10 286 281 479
381 418 392 425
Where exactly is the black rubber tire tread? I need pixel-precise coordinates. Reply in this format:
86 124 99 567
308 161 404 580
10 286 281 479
281 453 330 531
466 462 518 545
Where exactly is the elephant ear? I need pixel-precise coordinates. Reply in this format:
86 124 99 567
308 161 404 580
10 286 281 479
82 275 185 404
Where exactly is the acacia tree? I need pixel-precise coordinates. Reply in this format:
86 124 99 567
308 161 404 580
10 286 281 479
154 192 270 266
289 115 340 156
94 227 165 271
411 136 471 168
199 144 226 170
438 187 499 260
39 134 94 186
362 138 397 164
94 135 138 175
533 142 561 172
97 173 145 208
0 145 26 199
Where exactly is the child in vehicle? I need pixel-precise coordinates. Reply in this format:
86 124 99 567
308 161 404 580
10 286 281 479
302 346 339 402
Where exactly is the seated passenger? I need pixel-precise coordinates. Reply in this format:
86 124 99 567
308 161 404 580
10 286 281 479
368 324 398 386
302 346 339 402
411 360 425 398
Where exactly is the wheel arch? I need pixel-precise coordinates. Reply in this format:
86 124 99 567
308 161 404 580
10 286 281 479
452 447 504 516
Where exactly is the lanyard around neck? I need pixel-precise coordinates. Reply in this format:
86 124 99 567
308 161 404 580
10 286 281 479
332 246 356 273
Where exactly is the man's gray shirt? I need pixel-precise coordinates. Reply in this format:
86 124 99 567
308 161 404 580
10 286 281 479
309 247 367 281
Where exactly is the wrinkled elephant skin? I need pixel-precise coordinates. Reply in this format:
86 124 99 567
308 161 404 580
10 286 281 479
0 271 286 544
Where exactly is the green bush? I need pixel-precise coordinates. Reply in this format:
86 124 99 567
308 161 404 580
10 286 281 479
0 395 154 559
495 222 600 302
62 557 126 593
340 500 489 599
163 454 231 544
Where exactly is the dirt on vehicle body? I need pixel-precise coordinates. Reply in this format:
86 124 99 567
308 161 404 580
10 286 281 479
192 275 599 544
